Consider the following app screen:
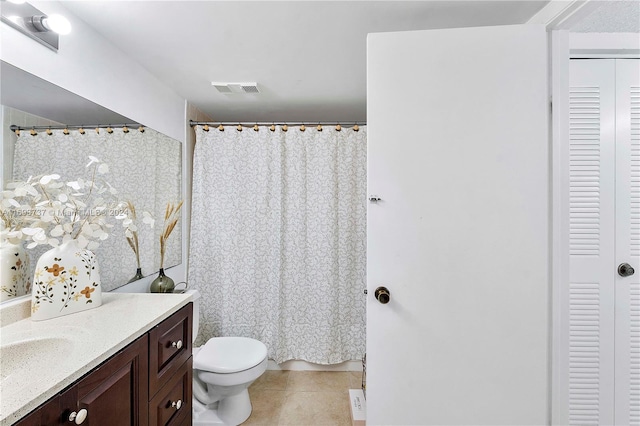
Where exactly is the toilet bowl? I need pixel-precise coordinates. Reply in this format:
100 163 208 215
187 290 268 426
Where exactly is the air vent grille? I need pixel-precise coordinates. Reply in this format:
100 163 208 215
212 84 232 93
211 82 260 94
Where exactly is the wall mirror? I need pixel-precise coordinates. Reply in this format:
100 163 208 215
1 61 182 300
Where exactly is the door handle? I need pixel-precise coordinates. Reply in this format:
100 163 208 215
374 286 391 304
618 263 635 277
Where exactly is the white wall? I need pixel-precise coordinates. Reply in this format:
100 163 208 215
1 1 189 289
1 106 62 188
0 1 185 142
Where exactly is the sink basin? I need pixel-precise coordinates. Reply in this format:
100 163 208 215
1 337 74 381
0 326 88 390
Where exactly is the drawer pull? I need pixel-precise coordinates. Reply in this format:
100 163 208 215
171 399 183 410
68 409 88 424
171 340 183 349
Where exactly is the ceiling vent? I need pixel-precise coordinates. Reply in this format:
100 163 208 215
211 82 260 94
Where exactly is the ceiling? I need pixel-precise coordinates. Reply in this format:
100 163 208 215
62 1 551 123
571 0 640 33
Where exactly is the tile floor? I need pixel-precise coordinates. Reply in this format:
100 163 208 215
241 370 361 425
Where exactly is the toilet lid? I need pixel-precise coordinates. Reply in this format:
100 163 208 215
194 337 268 374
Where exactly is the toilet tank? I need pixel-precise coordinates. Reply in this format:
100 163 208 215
185 289 201 343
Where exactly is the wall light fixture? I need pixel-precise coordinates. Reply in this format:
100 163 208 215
1 0 72 51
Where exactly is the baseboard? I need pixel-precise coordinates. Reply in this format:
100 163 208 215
267 359 361 372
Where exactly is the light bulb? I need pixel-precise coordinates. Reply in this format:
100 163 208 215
43 14 71 35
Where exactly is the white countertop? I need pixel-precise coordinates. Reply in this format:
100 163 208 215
0 292 192 425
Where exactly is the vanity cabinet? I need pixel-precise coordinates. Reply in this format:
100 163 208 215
148 304 192 426
14 303 192 426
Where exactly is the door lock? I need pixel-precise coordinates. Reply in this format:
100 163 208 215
618 263 635 277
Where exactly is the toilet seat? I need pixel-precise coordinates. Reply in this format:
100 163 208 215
194 337 268 374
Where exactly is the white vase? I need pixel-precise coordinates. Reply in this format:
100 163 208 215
31 240 102 321
0 241 31 302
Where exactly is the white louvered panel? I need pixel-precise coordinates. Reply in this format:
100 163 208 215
570 87 601 257
631 282 640 426
631 87 639 257
569 282 601 425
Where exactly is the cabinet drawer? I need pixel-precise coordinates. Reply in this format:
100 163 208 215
149 357 192 426
148 303 192 397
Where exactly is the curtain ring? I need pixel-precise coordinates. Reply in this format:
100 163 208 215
335 124 342 131
203 124 210 132
253 124 259 132
106 126 113 134
218 124 224 131
236 124 243 132
46 128 53 136
78 126 86 135
95 127 100 134
63 127 70 135
269 124 276 132
299 124 306 132
316 123 323 131
353 124 359 132
138 125 145 133
122 125 129 134
15 129 20 136
30 127 37 136
282 124 288 132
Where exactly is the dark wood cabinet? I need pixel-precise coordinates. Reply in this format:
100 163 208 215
14 303 192 426
148 303 192 426
148 304 192 398
12 388 76 426
76 335 148 425
148 358 192 426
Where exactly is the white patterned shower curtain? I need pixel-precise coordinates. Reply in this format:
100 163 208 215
189 125 366 364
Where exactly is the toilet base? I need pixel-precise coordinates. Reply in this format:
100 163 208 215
193 389 253 426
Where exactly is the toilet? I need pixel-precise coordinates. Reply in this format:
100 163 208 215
187 290 268 425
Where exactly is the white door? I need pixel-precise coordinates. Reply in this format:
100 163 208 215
367 25 549 425
558 59 639 426
614 59 640 426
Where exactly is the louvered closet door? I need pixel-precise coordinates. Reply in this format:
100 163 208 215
566 59 617 426
563 59 640 426
614 59 640 426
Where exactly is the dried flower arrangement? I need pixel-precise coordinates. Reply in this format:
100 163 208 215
121 200 154 272
0 157 133 249
159 200 183 269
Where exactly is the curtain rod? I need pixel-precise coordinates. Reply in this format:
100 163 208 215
189 120 366 128
10 123 142 132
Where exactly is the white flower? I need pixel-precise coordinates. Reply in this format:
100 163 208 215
86 156 101 168
39 174 60 185
67 181 82 191
0 156 130 249
142 211 155 228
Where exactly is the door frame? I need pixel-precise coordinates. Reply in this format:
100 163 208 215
549 31 640 425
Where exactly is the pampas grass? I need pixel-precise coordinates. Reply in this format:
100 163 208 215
159 200 183 269
125 201 141 269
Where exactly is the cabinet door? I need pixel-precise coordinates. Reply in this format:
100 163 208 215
13 387 76 426
76 335 149 426
149 357 192 426
149 304 192 397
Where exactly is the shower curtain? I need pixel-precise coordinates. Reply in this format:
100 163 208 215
189 125 366 364
12 128 181 290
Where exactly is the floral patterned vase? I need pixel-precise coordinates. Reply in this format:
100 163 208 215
0 242 31 302
31 240 102 321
